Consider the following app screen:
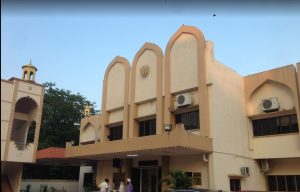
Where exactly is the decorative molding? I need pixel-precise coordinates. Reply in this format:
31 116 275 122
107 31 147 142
140 65 150 78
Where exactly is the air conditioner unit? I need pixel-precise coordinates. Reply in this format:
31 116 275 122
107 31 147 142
261 97 279 112
260 159 270 173
175 93 192 107
240 167 250 176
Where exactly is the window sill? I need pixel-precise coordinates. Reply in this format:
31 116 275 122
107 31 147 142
252 132 299 138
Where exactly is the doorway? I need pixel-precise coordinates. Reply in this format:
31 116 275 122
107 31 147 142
132 167 161 192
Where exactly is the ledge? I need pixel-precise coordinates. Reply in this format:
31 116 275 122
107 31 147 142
248 109 296 120
65 124 212 160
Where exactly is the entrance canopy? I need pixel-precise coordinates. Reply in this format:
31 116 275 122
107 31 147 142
65 125 212 161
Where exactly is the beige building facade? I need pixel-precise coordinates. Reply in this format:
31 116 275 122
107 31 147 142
1 63 44 192
66 25 300 192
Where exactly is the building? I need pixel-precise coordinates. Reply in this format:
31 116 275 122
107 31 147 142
1 63 44 192
66 25 300 192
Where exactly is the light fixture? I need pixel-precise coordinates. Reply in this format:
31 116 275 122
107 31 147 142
127 154 139 157
164 124 172 132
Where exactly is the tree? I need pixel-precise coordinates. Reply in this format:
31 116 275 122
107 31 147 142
23 82 98 180
37 82 98 149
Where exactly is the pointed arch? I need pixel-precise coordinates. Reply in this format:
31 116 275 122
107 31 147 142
129 42 164 137
248 79 296 100
11 96 38 149
164 25 210 137
100 56 130 141
80 122 96 144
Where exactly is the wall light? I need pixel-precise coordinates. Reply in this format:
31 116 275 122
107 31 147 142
164 124 172 132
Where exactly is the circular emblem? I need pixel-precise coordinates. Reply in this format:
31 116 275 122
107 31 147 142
140 65 150 78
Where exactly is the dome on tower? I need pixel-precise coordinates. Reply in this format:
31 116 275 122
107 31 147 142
22 60 38 81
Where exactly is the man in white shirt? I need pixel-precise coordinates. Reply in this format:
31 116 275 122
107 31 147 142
99 178 109 192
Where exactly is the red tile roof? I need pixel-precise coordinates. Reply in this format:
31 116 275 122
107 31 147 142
36 147 65 159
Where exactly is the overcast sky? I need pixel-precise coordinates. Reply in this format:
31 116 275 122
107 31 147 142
2 0 300 110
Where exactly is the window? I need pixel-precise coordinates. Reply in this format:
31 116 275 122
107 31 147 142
268 175 300 191
252 114 298 136
139 119 156 137
185 172 201 185
230 178 241 192
108 125 123 141
175 110 199 130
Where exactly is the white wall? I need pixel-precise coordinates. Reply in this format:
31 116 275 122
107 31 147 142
207 60 265 191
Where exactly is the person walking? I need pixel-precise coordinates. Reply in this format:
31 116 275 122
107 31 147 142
99 178 110 192
126 178 133 192
118 180 125 192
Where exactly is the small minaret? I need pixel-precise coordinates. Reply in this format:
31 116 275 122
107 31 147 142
22 59 38 81
84 105 91 117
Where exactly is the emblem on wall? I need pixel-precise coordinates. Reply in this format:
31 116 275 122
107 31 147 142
140 65 150 78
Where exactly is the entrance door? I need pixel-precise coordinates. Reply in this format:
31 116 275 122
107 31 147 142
131 167 161 192
141 167 157 192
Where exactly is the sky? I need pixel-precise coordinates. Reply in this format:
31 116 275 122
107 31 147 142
2 0 300 111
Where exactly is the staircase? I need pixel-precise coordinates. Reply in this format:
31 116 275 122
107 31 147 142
1 175 13 192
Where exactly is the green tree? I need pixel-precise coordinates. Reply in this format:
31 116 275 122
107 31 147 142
161 170 193 191
23 82 98 180
38 82 98 149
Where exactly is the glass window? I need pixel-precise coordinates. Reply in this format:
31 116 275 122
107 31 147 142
268 175 300 191
268 176 277 191
252 114 298 136
277 176 286 191
230 178 241 192
175 110 199 130
108 125 123 141
296 176 300 191
287 176 296 191
139 119 156 137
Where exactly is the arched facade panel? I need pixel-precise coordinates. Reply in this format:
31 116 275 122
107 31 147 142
170 33 198 93
135 50 157 102
80 123 96 143
106 63 126 110
248 81 295 115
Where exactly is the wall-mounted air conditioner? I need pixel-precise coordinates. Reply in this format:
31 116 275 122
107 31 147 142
240 167 250 176
260 159 270 173
261 97 279 112
175 93 192 108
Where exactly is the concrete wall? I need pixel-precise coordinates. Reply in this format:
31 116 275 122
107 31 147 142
137 101 156 117
252 134 300 158
80 123 96 143
96 160 114 186
106 63 125 110
169 155 209 189
268 157 300 175
135 49 157 102
7 142 35 162
170 33 198 93
1 81 13 157
207 57 265 191
5 162 23 192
